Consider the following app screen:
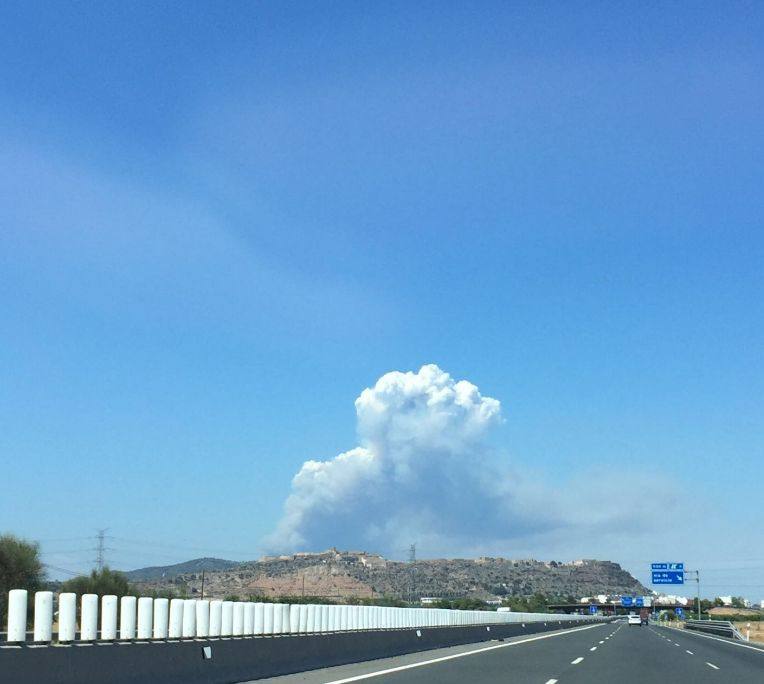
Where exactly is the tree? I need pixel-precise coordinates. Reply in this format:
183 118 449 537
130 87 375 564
431 598 488 611
61 567 133 598
730 596 746 609
0 534 44 595
0 534 45 621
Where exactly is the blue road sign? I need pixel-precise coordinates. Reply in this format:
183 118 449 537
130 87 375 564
621 597 633 607
651 562 684 571
636 597 644 607
589 605 598 615
675 607 684 617
652 570 684 585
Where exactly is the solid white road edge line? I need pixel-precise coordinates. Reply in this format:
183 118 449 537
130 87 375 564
664 627 764 654
321 624 604 684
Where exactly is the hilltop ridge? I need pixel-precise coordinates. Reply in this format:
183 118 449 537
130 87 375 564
128 549 648 601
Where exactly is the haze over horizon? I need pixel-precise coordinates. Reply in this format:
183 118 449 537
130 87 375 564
1 2 762 601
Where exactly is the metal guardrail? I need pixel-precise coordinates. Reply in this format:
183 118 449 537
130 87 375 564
685 619 745 640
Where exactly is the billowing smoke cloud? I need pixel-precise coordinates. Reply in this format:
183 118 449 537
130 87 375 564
267 364 666 557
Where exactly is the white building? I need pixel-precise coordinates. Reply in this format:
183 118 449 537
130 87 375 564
655 595 689 606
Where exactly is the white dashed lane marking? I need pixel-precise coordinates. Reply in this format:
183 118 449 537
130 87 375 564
319 624 605 684
686 650 694 655
706 662 719 670
590 646 597 651
571 657 584 665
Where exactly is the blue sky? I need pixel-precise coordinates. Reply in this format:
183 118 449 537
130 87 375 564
1 2 762 599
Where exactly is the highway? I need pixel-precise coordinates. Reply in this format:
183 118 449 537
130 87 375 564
249 621 764 684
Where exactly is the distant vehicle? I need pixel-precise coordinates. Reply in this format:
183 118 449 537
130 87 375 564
640 608 649 625
628 613 642 626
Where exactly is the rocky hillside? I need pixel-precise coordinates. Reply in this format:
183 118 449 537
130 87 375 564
129 549 648 601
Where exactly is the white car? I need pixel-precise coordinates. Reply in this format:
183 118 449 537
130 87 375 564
628 614 642 626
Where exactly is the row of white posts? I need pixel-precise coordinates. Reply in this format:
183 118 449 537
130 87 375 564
4 589 598 644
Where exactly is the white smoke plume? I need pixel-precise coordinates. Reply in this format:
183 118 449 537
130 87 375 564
267 364 665 557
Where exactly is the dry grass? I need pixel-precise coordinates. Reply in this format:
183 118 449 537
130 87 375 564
733 620 764 644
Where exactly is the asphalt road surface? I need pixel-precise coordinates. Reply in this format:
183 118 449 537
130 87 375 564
246 620 764 684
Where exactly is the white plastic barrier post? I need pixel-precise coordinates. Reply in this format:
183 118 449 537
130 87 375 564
6 589 27 643
168 599 184 638
119 596 136 640
221 601 234 636
153 598 169 639
271 603 281 634
232 602 244 636
306 604 316 632
209 600 223 637
101 595 118 640
298 604 308 633
289 604 300 633
80 594 98 641
243 603 255 635
182 599 197 638
263 603 274 634
196 600 210 637
322 604 330 632
137 597 153 639
33 591 53 642
321 605 329 632
58 593 77 642
254 603 265 635
281 604 291 633
327 604 336 631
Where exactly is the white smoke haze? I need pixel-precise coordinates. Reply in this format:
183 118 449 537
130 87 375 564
267 364 669 558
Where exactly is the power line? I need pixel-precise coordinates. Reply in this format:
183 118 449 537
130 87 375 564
42 563 85 577
111 536 257 557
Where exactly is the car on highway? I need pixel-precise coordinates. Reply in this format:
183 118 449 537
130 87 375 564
628 613 642 626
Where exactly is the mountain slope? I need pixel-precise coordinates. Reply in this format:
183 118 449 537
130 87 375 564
128 550 648 600
125 557 240 581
